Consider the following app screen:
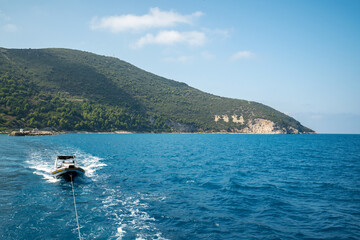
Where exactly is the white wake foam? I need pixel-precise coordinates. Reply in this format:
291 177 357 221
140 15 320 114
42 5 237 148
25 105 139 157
26 149 106 183
27 151 61 183
99 188 168 240
73 151 107 179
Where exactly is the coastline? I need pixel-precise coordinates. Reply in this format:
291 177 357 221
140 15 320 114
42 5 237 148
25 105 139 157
6 129 317 136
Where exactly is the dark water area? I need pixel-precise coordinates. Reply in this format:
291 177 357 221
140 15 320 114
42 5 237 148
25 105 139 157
0 134 359 239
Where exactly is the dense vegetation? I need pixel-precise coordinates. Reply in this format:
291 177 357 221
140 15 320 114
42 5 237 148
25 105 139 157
0 47 313 133
0 73 167 132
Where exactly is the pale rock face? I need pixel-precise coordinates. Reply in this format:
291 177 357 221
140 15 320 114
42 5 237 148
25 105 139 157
222 115 229 122
232 115 244 124
239 119 285 134
214 115 230 122
215 114 245 124
214 115 291 134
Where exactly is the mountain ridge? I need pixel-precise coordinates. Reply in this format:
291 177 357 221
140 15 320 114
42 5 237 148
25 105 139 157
0 47 314 134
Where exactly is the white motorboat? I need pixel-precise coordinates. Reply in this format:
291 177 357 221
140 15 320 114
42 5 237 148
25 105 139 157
50 155 85 180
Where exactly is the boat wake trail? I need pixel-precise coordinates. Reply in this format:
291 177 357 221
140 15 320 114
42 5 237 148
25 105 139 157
73 152 106 180
100 188 168 240
27 149 106 183
27 151 60 183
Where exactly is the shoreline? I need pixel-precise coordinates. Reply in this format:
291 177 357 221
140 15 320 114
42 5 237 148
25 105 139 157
6 129 317 136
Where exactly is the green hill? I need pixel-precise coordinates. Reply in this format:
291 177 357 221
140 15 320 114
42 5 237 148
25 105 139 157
0 47 314 133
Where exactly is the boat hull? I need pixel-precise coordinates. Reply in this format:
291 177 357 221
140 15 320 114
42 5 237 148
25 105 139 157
50 167 85 181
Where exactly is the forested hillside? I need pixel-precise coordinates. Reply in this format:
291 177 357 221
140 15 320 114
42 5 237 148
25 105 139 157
0 48 314 133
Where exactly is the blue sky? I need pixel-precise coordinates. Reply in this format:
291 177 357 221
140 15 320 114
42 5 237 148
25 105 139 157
1 0 359 133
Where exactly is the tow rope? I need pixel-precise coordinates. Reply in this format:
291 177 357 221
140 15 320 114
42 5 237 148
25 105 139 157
70 174 82 240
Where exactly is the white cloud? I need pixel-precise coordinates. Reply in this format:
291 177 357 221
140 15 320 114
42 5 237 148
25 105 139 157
3 24 18 32
91 7 203 33
230 51 255 60
133 30 206 48
203 28 232 39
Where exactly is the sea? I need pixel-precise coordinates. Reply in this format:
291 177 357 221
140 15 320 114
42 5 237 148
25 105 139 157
0 133 359 240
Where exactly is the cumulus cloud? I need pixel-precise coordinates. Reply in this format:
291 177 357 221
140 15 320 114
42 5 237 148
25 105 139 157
133 30 206 48
230 51 255 60
91 7 203 33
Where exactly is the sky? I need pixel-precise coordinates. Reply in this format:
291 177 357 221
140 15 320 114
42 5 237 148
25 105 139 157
1 0 359 133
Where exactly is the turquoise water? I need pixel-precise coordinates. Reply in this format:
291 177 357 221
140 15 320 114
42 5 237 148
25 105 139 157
0 134 359 239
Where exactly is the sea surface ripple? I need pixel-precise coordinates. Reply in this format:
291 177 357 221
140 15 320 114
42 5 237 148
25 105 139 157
0 134 359 239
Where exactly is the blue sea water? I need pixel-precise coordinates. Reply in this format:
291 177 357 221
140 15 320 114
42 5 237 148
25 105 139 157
0 134 359 240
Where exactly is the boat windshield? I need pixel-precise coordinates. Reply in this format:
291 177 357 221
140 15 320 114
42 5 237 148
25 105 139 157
62 160 75 163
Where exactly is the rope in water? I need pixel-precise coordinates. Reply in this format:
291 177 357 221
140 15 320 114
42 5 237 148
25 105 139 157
70 174 82 240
